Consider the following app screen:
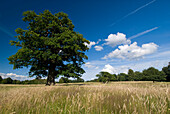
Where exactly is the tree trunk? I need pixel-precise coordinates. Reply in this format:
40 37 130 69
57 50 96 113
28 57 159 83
46 75 50 86
46 63 56 86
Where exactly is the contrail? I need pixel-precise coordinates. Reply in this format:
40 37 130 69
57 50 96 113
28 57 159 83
110 0 156 26
128 27 158 40
0 26 14 38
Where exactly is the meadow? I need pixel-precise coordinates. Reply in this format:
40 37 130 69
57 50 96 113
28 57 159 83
0 82 169 114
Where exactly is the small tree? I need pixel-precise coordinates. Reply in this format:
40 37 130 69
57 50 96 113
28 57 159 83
0 76 2 83
143 67 166 82
134 71 143 81
8 10 89 86
117 73 128 81
110 74 117 81
96 71 112 83
76 77 84 82
128 69 135 81
162 65 170 81
59 77 70 83
2 77 13 84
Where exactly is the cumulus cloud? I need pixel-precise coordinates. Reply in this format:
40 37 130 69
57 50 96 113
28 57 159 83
103 42 158 60
104 32 131 47
84 62 95 68
101 64 116 74
84 62 99 70
101 64 130 74
94 46 103 51
84 41 96 49
84 39 101 49
0 73 31 80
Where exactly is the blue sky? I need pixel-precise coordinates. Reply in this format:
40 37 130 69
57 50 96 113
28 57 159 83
0 0 170 80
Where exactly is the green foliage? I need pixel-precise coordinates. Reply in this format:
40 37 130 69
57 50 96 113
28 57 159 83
0 76 2 83
12 80 21 84
128 69 135 81
8 10 89 85
96 72 113 83
142 67 166 81
21 79 47 84
110 74 117 81
134 71 143 81
59 77 70 83
2 77 13 84
117 73 128 81
76 77 84 82
0 77 46 84
162 65 170 81
93 66 168 82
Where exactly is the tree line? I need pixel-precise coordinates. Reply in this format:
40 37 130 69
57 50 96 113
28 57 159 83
88 65 170 83
0 76 84 84
0 76 47 84
0 65 169 84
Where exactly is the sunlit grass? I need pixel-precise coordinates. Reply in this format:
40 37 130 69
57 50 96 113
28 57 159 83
0 82 169 114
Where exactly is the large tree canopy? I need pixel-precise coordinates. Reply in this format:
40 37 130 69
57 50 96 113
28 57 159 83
8 10 89 85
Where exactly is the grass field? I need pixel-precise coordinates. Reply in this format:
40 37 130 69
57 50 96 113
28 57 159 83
0 82 170 114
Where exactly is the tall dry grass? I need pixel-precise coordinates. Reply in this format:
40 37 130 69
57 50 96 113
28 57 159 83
0 82 169 114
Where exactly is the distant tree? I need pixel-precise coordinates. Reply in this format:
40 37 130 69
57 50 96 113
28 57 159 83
76 77 84 82
2 77 13 84
59 77 70 83
117 73 128 81
96 71 112 83
14 80 21 84
110 74 117 81
162 65 170 81
128 69 135 81
143 67 166 82
0 76 2 83
134 71 143 81
8 10 89 86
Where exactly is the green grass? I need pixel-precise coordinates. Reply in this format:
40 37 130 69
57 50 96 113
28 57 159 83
0 82 169 114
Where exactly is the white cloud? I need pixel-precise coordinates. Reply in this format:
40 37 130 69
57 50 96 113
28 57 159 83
101 64 116 74
84 62 96 68
96 39 101 44
82 47 170 81
0 73 31 80
84 62 99 69
94 45 103 51
104 32 131 47
103 42 158 60
84 39 101 49
84 41 96 49
101 64 129 74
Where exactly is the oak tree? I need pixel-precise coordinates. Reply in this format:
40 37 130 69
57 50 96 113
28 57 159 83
8 10 89 85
